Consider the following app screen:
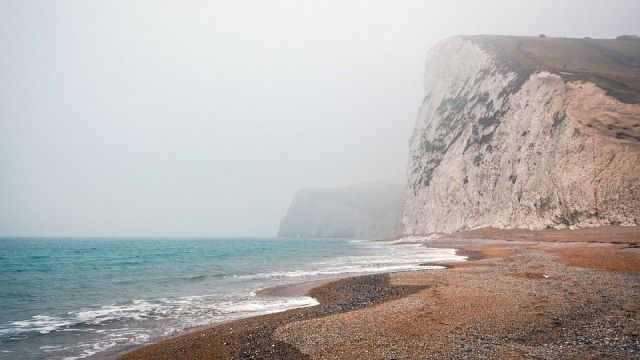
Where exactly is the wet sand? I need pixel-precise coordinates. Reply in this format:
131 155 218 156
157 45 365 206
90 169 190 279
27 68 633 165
120 226 640 359
255 278 346 298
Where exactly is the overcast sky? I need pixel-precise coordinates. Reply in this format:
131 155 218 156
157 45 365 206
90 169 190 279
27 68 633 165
1 1 639 237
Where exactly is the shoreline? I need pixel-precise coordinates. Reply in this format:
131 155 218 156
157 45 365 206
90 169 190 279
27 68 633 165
112 244 463 359
120 226 640 359
118 272 432 360
114 253 462 359
254 277 350 298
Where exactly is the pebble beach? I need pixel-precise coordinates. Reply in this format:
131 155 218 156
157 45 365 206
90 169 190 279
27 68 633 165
120 226 640 359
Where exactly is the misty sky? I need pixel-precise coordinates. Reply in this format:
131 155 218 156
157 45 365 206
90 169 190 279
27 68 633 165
1 1 639 237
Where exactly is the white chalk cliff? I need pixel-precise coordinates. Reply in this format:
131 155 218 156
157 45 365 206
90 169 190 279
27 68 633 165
403 35 640 234
278 183 405 238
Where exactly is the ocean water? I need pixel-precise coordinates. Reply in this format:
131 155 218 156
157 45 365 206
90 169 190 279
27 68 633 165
0 237 464 359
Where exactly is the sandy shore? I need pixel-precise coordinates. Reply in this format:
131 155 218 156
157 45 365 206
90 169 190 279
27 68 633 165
120 226 640 359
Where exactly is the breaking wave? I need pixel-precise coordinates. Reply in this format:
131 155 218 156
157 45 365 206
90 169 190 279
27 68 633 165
0 238 463 360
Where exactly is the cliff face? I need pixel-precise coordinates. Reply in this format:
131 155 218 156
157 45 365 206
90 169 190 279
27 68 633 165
278 183 405 238
403 36 640 234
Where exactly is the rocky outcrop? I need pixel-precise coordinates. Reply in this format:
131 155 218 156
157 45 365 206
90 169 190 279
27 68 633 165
403 35 640 234
278 183 405 238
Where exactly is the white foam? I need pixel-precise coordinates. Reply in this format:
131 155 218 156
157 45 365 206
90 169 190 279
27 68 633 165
40 345 63 352
1 315 74 335
1 241 464 360
237 243 463 280
215 297 318 314
74 299 162 324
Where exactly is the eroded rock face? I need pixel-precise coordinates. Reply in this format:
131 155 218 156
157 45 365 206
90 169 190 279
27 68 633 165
403 36 640 234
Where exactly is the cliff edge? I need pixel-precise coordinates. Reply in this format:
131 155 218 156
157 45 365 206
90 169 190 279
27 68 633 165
403 35 640 234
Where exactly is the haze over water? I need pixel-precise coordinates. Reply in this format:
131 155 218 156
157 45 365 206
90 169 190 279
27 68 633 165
1 2 638 360
2 1 637 238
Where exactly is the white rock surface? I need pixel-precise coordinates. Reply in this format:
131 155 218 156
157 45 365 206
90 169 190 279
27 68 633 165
403 36 640 234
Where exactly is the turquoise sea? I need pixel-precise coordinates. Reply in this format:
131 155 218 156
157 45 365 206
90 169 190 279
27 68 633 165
0 237 464 359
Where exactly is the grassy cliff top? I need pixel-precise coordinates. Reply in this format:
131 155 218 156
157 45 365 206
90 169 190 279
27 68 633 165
462 35 640 103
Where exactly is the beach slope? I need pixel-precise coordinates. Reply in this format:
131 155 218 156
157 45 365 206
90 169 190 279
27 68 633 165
121 226 640 359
